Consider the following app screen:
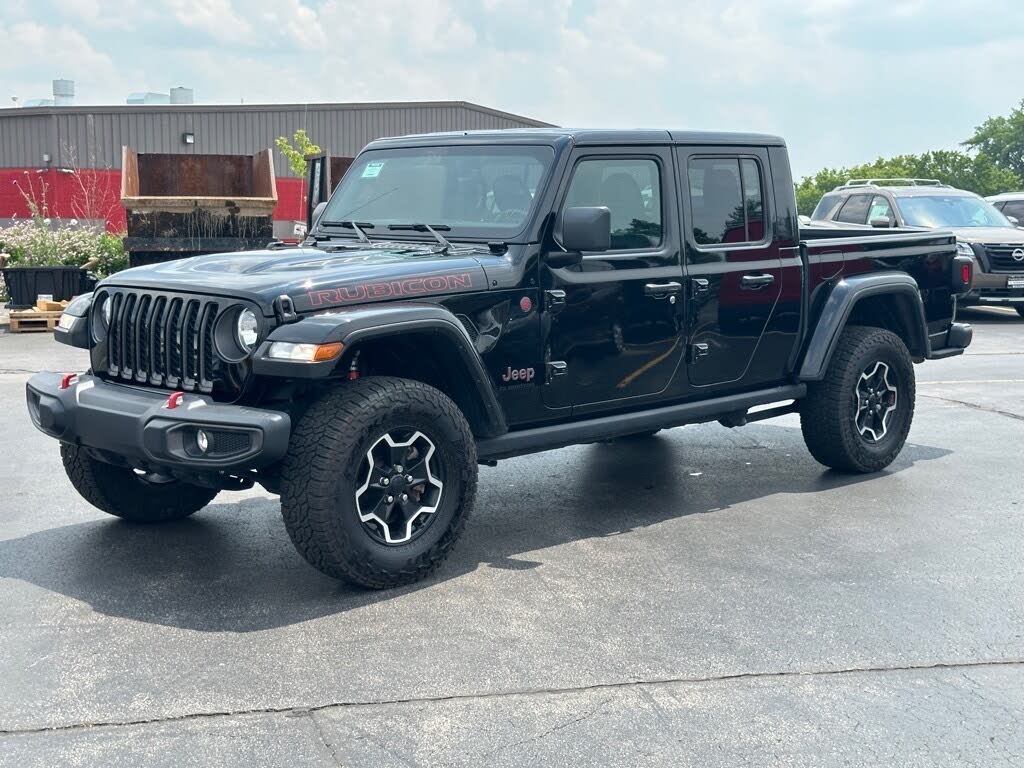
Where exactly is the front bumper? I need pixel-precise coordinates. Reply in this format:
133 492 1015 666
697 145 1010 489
26 373 291 472
963 270 1024 304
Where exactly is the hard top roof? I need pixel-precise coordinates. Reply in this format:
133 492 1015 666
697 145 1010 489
366 128 786 148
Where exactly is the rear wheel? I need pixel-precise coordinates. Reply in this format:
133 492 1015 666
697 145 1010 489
60 444 218 522
280 377 477 589
800 326 915 473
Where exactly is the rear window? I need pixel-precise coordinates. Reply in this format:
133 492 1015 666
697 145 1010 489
811 193 842 220
835 195 872 225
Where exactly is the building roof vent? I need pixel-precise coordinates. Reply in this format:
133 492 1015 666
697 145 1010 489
52 79 75 107
170 87 194 105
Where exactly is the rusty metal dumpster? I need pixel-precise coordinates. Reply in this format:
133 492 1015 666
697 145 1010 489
120 147 278 267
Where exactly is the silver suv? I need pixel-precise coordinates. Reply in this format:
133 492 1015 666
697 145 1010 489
812 179 1024 318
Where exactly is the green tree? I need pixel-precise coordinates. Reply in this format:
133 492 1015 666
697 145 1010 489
796 150 1021 216
964 100 1024 180
275 129 322 177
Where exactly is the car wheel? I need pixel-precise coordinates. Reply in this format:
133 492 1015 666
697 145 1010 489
280 377 477 588
61 444 218 522
800 326 915 473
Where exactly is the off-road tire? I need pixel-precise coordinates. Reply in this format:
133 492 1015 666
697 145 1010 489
280 377 477 589
800 326 915 473
60 443 218 522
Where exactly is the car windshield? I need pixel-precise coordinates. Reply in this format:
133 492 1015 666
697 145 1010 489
320 145 554 239
895 195 1012 228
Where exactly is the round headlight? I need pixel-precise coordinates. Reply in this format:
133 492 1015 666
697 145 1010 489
101 296 112 327
236 309 259 349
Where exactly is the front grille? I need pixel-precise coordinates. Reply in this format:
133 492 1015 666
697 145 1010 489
984 245 1024 273
101 289 229 394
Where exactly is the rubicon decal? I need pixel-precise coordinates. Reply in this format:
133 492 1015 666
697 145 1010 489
307 273 476 306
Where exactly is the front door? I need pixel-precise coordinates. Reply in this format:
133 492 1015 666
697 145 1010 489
542 149 686 411
678 149 784 388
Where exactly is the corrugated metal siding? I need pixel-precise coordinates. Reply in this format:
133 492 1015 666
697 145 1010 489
0 102 551 177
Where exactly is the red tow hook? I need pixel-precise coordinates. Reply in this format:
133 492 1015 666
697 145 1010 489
165 391 185 410
59 373 79 390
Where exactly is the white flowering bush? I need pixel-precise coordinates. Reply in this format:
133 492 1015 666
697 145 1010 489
0 220 127 301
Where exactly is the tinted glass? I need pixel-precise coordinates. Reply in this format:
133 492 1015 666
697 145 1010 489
322 145 553 238
895 195 1012 228
811 193 841 220
563 158 662 249
1001 201 1024 222
835 195 872 224
689 157 765 245
868 195 894 224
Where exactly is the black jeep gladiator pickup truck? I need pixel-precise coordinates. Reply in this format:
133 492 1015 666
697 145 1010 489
27 129 975 588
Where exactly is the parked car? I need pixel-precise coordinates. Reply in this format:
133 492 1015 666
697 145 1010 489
28 132 973 588
985 192 1024 226
813 179 1024 317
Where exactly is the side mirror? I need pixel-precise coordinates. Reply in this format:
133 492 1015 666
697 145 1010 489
869 216 893 228
562 206 611 253
1007 215 1020 226
311 201 328 228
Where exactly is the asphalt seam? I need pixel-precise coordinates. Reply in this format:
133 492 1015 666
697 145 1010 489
919 393 1024 422
3 657 1023 739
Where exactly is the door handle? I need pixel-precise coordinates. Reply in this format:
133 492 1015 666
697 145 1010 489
740 273 775 290
644 282 682 298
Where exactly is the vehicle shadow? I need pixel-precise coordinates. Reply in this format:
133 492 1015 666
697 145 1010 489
0 423 951 632
958 306 1023 324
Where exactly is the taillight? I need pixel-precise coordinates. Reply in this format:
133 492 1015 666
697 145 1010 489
952 255 974 295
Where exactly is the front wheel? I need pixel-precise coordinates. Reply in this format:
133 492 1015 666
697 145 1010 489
800 326 915 473
280 377 478 589
61 444 218 522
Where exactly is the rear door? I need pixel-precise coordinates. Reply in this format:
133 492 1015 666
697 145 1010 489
677 148 783 387
541 147 686 410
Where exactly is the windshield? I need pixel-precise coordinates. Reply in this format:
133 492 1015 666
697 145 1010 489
895 195 1012 228
320 145 554 239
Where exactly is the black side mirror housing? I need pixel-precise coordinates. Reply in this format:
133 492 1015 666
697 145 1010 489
562 206 611 253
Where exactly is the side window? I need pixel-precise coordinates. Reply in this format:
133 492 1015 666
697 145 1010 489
1002 201 1024 222
563 158 662 249
688 157 765 245
835 194 872 224
868 195 894 224
811 193 841 220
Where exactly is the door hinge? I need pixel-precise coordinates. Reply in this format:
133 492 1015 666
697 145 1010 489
546 360 568 381
544 289 567 314
690 278 710 299
689 343 710 362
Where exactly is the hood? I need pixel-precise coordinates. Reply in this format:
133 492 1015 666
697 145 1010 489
948 226 1024 245
103 245 490 313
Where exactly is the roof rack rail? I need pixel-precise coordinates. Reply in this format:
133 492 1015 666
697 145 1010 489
843 178 948 188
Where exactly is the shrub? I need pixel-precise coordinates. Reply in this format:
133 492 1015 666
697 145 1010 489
0 220 127 278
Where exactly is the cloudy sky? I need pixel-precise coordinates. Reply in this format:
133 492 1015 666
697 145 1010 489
1 0 1022 177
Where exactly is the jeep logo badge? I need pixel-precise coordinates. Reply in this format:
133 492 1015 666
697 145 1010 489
1013 248 1024 262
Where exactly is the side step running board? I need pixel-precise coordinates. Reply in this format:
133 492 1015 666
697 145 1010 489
477 384 806 462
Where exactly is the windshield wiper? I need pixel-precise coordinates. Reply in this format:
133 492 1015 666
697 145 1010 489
320 220 375 243
387 223 452 252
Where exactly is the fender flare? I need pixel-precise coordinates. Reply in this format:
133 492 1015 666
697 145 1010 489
252 303 507 437
798 273 930 382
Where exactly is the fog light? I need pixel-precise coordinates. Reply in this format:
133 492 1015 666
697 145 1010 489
196 429 210 454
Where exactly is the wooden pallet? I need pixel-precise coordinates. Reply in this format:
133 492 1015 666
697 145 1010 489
9 309 62 333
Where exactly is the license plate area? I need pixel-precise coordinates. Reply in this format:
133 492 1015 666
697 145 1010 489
1008 277 1024 289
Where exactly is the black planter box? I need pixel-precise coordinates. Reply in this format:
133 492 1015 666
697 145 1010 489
2 266 96 309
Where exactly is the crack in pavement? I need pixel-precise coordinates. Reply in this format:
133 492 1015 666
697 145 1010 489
919 393 1024 423
2 657 1023 739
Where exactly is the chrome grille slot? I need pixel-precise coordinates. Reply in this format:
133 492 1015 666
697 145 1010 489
102 290 241 396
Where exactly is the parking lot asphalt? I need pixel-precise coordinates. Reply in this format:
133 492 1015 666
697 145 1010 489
1 306 1023 766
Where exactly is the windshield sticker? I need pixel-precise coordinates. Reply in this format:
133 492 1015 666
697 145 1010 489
361 161 385 178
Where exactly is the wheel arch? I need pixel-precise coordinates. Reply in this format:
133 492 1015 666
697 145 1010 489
254 304 508 438
799 273 929 382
